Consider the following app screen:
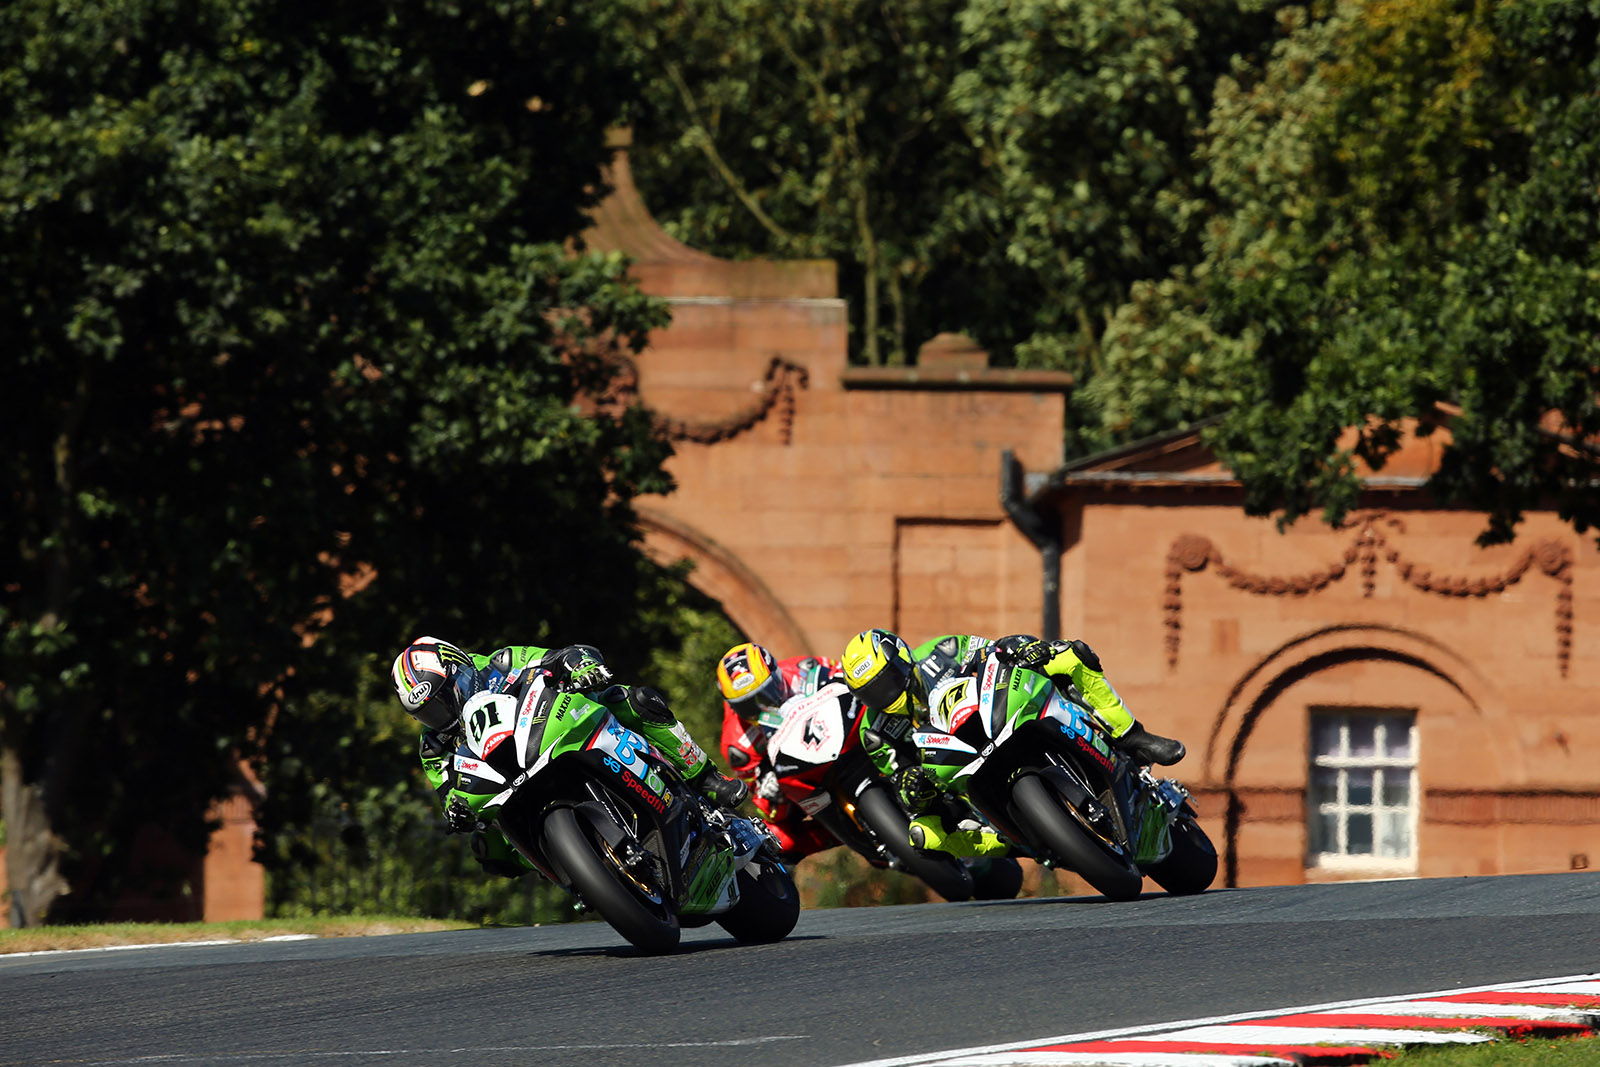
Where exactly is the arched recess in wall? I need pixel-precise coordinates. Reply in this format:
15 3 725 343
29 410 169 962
636 506 812 658
1204 623 1514 886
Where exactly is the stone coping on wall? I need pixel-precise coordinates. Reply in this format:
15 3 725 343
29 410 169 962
839 365 1075 392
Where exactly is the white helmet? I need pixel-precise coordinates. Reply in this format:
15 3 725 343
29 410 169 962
390 636 479 731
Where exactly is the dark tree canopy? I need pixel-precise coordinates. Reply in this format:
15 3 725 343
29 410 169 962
1097 0 1600 543
0 0 679 924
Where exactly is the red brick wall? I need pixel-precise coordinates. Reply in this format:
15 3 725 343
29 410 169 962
1055 484 1600 886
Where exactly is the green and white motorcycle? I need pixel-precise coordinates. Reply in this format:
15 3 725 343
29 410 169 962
914 654 1217 901
449 670 800 953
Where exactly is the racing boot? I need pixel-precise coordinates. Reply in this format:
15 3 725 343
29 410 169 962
692 764 750 809
908 815 1010 858
1114 722 1186 766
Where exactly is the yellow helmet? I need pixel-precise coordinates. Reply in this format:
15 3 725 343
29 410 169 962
716 642 788 720
841 629 927 717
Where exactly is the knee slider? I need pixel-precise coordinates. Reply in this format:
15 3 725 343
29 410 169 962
726 746 753 769
627 684 674 725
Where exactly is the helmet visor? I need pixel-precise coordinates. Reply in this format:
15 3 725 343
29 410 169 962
412 683 461 731
851 660 912 716
744 674 789 716
413 665 482 731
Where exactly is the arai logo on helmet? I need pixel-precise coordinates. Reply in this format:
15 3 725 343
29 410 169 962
407 680 433 708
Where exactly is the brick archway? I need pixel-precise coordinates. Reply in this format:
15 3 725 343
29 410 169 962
1205 622 1513 784
637 506 813 658
1206 623 1516 885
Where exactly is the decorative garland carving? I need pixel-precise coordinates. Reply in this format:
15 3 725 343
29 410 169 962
651 356 809 446
1164 512 1574 675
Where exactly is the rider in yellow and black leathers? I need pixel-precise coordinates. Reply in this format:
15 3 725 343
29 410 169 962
840 629 1184 857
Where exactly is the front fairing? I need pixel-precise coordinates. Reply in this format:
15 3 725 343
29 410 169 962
766 683 871 814
913 656 1059 791
452 675 757 917
449 678 670 814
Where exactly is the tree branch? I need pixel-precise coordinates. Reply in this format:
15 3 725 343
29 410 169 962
664 62 800 248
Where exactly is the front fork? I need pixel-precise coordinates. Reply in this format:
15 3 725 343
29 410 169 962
1130 768 1190 866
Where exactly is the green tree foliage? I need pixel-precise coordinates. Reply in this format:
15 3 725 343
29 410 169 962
618 0 977 366
1099 0 1600 543
0 0 680 925
619 0 1274 388
947 0 1256 373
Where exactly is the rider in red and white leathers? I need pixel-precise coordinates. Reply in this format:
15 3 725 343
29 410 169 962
716 642 842 864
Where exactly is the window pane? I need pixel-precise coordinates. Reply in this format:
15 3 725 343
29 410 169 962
1311 716 1343 757
1311 810 1338 854
1310 767 1339 807
1385 719 1414 760
1346 768 1374 806
1306 708 1416 866
1381 771 1411 807
1378 811 1411 858
1348 716 1378 757
1346 812 1374 854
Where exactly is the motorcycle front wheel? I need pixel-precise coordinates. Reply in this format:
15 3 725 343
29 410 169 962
967 856 1025 900
1012 774 1143 902
543 806 681 954
716 857 801 943
1143 813 1218 896
855 785 975 902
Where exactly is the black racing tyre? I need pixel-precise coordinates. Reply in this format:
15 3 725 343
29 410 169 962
855 785 975 902
543 807 680 954
1011 774 1143 902
1144 814 1218 896
968 856 1025 900
716 858 801 944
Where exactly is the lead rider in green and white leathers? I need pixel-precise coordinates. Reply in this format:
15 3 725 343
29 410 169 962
390 636 748 878
840 629 1185 859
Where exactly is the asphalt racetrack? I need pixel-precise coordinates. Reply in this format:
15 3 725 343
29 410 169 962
3 871 1596 1067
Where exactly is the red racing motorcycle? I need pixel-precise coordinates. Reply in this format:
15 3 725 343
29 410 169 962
763 680 1023 902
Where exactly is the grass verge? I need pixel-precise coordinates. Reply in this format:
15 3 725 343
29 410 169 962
1382 1035 1600 1064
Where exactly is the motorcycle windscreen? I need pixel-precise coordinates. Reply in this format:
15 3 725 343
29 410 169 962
768 689 851 765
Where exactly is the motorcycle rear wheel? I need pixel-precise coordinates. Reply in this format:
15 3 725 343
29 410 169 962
1012 774 1143 902
855 785 975 902
1144 813 1218 896
544 807 681 954
716 858 801 943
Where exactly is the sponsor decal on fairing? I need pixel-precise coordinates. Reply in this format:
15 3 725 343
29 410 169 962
799 793 832 815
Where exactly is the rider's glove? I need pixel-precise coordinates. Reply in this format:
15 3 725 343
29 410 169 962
892 767 939 815
755 770 782 802
993 634 1053 670
444 796 478 835
566 660 612 692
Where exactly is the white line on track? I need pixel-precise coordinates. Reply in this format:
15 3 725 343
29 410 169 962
837 970 1600 1067
65 1035 807 1064
2 934 317 958
916 1056 1293 1067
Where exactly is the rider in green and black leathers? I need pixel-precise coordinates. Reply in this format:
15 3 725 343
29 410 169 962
390 637 748 878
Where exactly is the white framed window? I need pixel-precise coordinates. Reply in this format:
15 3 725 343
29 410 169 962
1307 708 1418 870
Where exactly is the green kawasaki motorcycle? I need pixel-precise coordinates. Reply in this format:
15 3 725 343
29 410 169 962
914 653 1217 902
449 671 800 953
